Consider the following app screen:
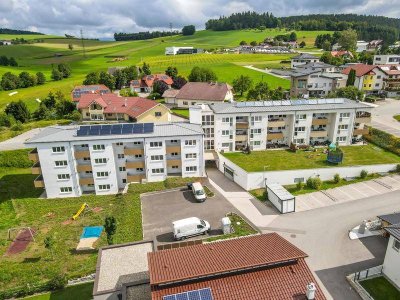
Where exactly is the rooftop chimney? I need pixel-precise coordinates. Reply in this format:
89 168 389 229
306 283 316 300
124 98 127 107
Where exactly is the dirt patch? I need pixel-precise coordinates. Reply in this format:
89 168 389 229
92 207 103 213
62 219 73 226
6 229 36 255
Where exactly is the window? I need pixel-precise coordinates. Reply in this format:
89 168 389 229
151 155 163 161
295 127 305 132
172 165 179 169
296 114 306 120
52 146 65 153
94 158 107 164
336 136 347 142
155 112 162 117
170 140 179 144
202 115 214 126
116 142 123 146
251 116 262 123
293 138 305 144
85 170 93 174
186 166 197 172
393 239 400 252
222 117 232 124
150 141 162 148
119 166 126 172
134 154 143 159
98 184 110 190
251 129 261 135
60 187 72 193
83 157 91 161
340 113 350 118
205 140 214 150
377 75 382 79
250 141 261 146
96 171 109 178
191 102 196 105
204 128 214 138
171 152 179 157
185 140 196 146
136 168 144 172
117 154 125 159
338 124 348 130
55 160 68 167
222 130 230 136
151 168 164 174
186 153 197 159
183 101 188 105
57 174 70 180
221 143 230 148
133 141 142 145
93 144 105 151
122 179 127 183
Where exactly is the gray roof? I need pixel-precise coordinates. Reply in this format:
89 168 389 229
209 98 372 114
296 61 334 69
378 212 400 225
385 224 400 241
292 53 318 60
25 122 203 144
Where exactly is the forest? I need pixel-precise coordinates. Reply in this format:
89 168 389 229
114 30 180 41
0 28 43 35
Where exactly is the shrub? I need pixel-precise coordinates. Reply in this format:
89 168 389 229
396 164 400 173
364 127 400 156
360 169 368 178
306 177 322 190
333 173 341 183
296 181 303 190
47 273 67 290
11 122 23 131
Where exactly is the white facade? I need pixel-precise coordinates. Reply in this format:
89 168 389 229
26 123 205 198
0 40 12 46
291 56 319 68
356 41 368 53
383 235 400 289
165 46 193 55
374 55 400 65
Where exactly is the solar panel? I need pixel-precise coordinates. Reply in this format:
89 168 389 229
89 125 101 135
122 124 133 134
133 123 144 133
188 291 201 300
100 125 112 135
143 123 154 133
111 124 122 134
162 288 213 300
77 125 90 136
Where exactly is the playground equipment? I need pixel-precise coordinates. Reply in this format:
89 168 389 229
7 227 35 241
76 226 104 251
72 203 90 220
326 142 344 164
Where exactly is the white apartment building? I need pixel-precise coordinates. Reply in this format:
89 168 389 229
26 123 205 198
373 54 400 65
190 99 372 152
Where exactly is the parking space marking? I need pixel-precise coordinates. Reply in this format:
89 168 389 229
346 184 369 197
330 188 354 201
359 182 382 194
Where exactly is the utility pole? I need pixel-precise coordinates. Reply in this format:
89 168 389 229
80 29 86 58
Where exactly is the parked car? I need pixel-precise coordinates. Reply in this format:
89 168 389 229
173 217 211 240
187 182 207 202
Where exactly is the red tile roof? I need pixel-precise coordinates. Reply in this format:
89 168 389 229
342 64 376 77
148 233 307 285
175 82 232 101
151 258 326 300
377 65 400 75
71 84 111 102
77 94 161 118
331 51 353 58
130 74 173 88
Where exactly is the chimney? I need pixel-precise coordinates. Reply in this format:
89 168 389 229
306 283 316 300
124 98 127 107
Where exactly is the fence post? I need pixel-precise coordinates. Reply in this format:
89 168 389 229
366 268 369 278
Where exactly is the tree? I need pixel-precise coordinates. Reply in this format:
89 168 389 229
338 29 357 51
239 41 247 46
259 25 266 31
1 72 20 90
98 71 115 90
104 216 117 245
320 52 334 64
67 110 82 121
44 236 55 259
335 86 364 100
269 87 284 100
188 66 217 82
8 57 18 66
51 69 63 81
289 31 297 41
0 55 9 66
123 65 138 81
182 25 196 36
299 41 306 48
83 71 100 85
165 66 178 78
346 69 356 86
56 99 76 118
232 75 252 96
0 112 15 127
57 63 71 78
68 43 73 50
142 62 151 75
250 41 257 46
5 100 30 123
247 82 269 100
153 80 169 95
18 71 36 88
33 103 51 120
172 76 187 89
36 72 46 85
42 92 56 109
322 40 332 51
358 51 373 65
114 69 128 90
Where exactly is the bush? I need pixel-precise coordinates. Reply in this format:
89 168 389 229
296 181 303 190
67 110 82 121
306 177 322 190
364 127 400 156
333 173 341 183
396 164 400 173
47 273 67 290
360 170 368 178
10 122 23 131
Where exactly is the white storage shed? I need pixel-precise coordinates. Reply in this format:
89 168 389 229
266 183 295 214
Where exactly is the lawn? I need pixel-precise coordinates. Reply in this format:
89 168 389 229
207 213 257 242
171 108 189 118
360 276 400 300
24 282 93 300
222 144 400 172
0 149 197 297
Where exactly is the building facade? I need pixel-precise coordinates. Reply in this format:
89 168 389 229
26 123 205 198
291 53 319 68
190 99 372 152
383 223 400 289
374 55 400 65
342 64 386 94
377 65 400 97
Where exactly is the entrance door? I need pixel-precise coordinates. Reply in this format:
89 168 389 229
224 166 234 181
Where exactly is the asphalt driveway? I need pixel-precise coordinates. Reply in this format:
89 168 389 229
141 183 239 244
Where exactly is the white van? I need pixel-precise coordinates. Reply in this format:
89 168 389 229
190 182 207 202
173 217 211 240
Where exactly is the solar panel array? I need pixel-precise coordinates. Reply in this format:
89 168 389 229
162 288 213 300
235 98 345 108
76 123 154 137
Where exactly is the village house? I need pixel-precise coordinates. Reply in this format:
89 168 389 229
377 65 400 97
374 54 400 65
342 64 386 94
130 74 173 93
291 53 319 68
0 40 12 46
71 85 111 102
331 50 354 60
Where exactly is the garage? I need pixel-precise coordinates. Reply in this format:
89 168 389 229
266 183 295 214
223 164 234 181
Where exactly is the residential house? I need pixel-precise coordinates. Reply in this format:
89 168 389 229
367 40 383 51
92 233 326 300
164 82 234 108
161 89 180 103
373 55 400 65
25 122 205 198
76 93 171 122
71 85 111 102
130 74 173 93
356 41 369 53
190 98 372 151
291 53 319 68
165 47 202 55
295 61 339 73
382 215 400 289
0 40 12 46
342 64 386 94
377 65 400 97
331 50 354 59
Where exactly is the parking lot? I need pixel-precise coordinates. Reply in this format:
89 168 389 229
296 174 400 212
141 183 239 244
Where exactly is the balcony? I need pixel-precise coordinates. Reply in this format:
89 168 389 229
28 148 39 161
353 128 369 136
267 132 284 140
126 161 145 169
235 122 249 129
34 175 44 188
76 164 92 172
124 148 144 156
235 134 248 142
310 130 328 138
312 118 329 126
79 177 94 185
127 174 145 183
355 117 372 124
166 145 181 153
31 162 41 174
75 150 90 159
268 120 286 127
167 159 182 167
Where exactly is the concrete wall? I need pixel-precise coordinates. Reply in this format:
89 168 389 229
217 152 398 190
383 235 400 289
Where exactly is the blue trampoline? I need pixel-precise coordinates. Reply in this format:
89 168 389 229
80 226 103 239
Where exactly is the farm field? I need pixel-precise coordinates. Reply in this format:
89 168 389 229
0 29 327 112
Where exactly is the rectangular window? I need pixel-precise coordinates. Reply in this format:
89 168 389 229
336 136 347 142
83 157 91 161
250 141 261 146
55 160 68 167
222 117 232 124
251 116 262 122
116 142 123 146
85 170 93 174
172 165 179 169
155 112 162 117
122 179 127 183
150 141 162 148
96 171 109 177
185 166 197 172
57 174 70 180
136 168 144 172
338 124 349 130
133 141 142 145
151 155 163 161
295 127 306 132
202 115 214 126
340 113 350 118
296 114 306 120
93 144 105 151
293 138 305 144
251 129 261 135
52 146 65 153
94 158 107 164
205 140 214 150
185 140 196 146
98 184 110 191
222 130 230 136
183 101 188 105
393 239 400 252
117 154 125 159
134 154 143 159
185 153 197 159
119 166 126 171
151 168 164 174
221 143 230 148
60 187 72 193
204 128 214 138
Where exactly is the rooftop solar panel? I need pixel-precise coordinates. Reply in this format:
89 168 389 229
162 288 213 300
111 124 122 134
89 125 101 135
77 126 90 136
100 125 112 135
133 123 144 133
143 123 154 133
122 124 133 134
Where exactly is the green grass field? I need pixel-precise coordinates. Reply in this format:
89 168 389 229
223 144 400 172
360 277 400 300
0 29 328 112
23 282 93 300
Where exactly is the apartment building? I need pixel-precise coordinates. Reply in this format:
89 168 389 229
190 99 372 152
377 65 400 97
373 55 400 65
25 123 205 198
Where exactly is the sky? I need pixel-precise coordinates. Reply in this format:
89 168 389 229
0 0 399 39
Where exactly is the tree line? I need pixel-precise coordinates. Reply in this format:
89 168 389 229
114 31 180 41
0 28 43 35
0 56 18 67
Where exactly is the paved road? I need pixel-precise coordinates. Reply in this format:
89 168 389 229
0 128 43 151
243 65 290 79
372 98 400 137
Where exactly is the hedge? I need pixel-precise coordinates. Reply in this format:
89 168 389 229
364 128 400 156
0 148 32 168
